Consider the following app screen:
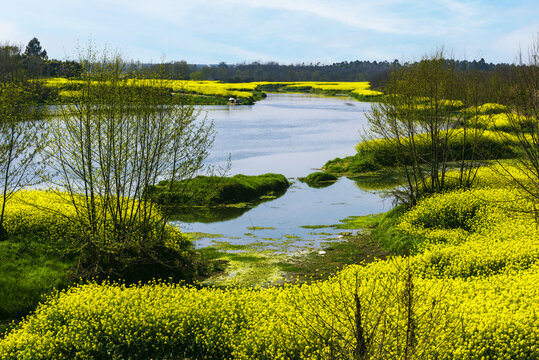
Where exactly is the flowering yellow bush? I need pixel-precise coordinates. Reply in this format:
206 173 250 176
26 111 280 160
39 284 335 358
3 190 187 252
468 113 530 132
171 80 255 98
398 186 539 277
1 257 537 359
461 102 508 115
268 81 383 97
3 190 81 244
354 129 519 168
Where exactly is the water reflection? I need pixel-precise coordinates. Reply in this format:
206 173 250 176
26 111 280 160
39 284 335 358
174 178 391 251
175 94 391 252
204 93 371 176
301 181 336 189
168 189 288 223
351 172 406 191
169 206 250 223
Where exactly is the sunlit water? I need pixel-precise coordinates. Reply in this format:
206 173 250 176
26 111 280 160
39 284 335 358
171 93 392 251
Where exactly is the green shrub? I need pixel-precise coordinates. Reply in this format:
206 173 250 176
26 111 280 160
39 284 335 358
357 129 518 167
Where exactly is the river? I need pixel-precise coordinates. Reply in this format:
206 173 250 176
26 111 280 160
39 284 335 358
171 93 391 252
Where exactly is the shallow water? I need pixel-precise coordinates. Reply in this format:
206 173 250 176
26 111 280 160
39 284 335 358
172 93 391 251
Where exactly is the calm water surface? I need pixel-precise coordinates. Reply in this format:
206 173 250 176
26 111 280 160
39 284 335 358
172 94 391 251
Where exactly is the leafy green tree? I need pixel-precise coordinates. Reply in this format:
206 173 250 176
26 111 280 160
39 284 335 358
45 59 83 78
24 38 47 60
47 48 214 277
190 70 204 80
22 38 48 78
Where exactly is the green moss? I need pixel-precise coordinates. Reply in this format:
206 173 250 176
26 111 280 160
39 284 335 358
300 224 331 229
193 211 398 286
323 153 382 174
247 226 276 231
199 245 288 286
332 213 385 230
207 242 251 251
184 232 224 240
148 173 290 209
277 231 389 282
299 172 338 188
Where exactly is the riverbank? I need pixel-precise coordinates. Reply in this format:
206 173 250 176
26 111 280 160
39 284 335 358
277 213 390 283
42 79 382 106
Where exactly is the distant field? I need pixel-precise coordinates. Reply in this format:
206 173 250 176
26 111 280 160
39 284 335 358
42 78 383 104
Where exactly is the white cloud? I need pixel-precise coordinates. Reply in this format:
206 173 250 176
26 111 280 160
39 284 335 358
197 41 274 62
217 0 489 37
1 0 537 63
437 0 475 15
90 0 435 36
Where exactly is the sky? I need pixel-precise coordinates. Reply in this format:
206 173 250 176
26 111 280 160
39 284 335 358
1 0 538 65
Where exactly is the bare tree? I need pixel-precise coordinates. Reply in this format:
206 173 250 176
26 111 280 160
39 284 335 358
0 77 47 240
282 260 449 359
366 51 485 205
496 34 539 221
46 47 214 275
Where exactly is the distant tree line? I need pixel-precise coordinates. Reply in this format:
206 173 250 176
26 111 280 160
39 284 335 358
160 58 509 88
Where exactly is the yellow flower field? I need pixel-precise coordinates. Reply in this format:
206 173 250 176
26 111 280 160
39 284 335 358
43 78 383 103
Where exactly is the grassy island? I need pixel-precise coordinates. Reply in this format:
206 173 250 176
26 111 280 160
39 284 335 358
147 173 290 208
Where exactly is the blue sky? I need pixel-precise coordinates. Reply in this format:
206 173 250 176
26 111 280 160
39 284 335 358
1 0 537 64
